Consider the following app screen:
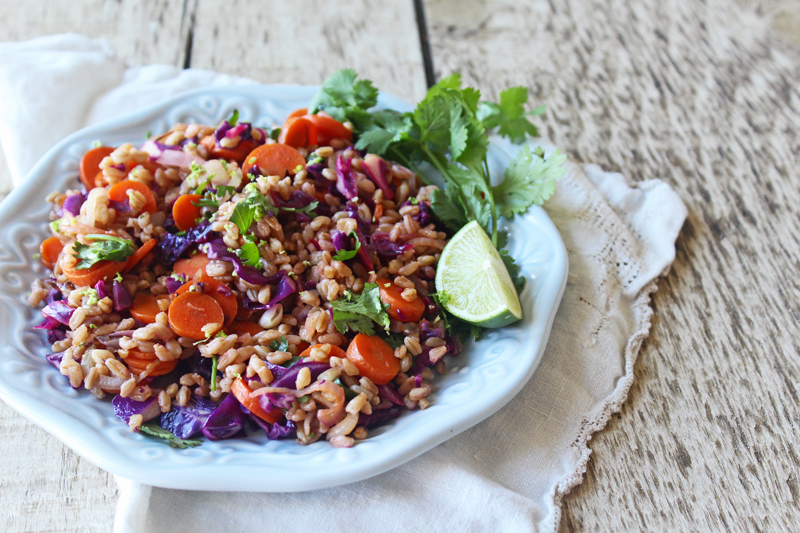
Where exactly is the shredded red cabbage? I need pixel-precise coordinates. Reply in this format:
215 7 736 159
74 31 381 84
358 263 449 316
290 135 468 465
112 280 132 311
160 395 217 439
112 394 161 424
335 155 358 200
358 405 402 429
201 393 246 440
361 154 394 200
370 232 413 258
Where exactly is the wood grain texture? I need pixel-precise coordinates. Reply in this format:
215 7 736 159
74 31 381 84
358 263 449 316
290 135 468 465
424 0 800 530
189 0 428 104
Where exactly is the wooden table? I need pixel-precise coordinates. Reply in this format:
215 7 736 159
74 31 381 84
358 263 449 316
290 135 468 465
2 1 799 530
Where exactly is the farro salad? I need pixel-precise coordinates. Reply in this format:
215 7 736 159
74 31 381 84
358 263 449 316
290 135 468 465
29 71 565 448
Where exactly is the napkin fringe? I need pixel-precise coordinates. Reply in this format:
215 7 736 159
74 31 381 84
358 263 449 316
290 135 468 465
544 277 660 531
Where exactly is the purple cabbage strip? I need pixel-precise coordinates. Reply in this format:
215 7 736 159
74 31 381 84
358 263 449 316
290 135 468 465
370 232 413 258
58 193 84 217
108 199 130 213
361 154 394 200
378 384 404 406
400 198 434 227
354 228 374 271
157 221 216 264
201 238 274 286
42 300 75 326
358 405 402 429
248 414 297 440
47 327 67 344
202 393 246 441
185 350 211 381
160 395 217 439
46 352 64 370
331 230 351 253
420 319 444 341
241 274 296 311
94 280 107 300
112 394 161 425
44 286 63 305
345 201 371 234
165 275 185 294
270 189 316 210
260 361 330 410
34 316 61 330
335 155 358 200
112 280 132 311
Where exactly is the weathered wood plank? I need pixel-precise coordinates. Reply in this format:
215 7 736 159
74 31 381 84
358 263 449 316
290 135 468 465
424 0 800 530
190 0 428 104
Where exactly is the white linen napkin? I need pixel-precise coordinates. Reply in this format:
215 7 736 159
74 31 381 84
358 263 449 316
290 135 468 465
0 34 687 533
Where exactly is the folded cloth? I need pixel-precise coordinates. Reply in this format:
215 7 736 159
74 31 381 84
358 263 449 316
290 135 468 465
0 34 687 533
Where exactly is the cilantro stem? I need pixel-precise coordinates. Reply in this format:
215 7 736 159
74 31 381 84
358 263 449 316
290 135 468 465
210 355 218 392
482 157 498 246
421 145 451 183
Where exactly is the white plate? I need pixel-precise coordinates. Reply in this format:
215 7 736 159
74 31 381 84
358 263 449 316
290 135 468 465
0 86 567 491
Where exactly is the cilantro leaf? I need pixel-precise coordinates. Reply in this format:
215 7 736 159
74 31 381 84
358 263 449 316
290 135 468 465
429 187 467 232
477 87 542 143
492 145 567 218
270 335 289 352
139 422 202 449
235 237 261 267
332 232 361 261
331 282 389 335
309 69 378 126
499 248 525 294
72 234 135 270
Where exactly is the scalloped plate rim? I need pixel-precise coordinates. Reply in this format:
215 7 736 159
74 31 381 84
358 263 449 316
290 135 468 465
0 85 568 492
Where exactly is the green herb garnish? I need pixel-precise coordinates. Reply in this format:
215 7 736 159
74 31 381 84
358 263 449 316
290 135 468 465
139 422 202 449
72 235 135 270
330 282 389 335
332 232 361 261
210 355 218 392
227 108 239 127
270 335 289 352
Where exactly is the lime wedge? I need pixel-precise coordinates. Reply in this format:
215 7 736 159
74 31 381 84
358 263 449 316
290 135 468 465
435 221 522 328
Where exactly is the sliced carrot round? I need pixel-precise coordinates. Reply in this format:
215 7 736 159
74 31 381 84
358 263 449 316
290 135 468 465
377 279 425 323
40 237 64 270
287 107 308 119
278 117 317 148
168 291 224 339
241 144 306 179
172 194 203 232
176 276 237 326
304 114 353 146
231 378 283 424
173 253 211 278
129 293 166 324
122 239 157 273
199 135 259 164
61 244 127 287
79 147 114 191
298 343 347 360
108 180 157 214
226 321 263 337
125 349 178 377
345 333 399 386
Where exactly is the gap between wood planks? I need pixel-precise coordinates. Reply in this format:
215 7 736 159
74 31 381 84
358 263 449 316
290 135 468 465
177 0 437 87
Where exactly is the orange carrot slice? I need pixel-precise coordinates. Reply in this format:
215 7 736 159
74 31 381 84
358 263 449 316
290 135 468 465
345 333 399 386
377 279 425 323
241 144 306 179
168 291 224 339
108 180 157 214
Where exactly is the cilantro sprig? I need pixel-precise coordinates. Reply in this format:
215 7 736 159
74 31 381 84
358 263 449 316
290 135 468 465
311 69 566 295
331 282 390 335
139 422 202 449
229 184 318 235
72 234 135 270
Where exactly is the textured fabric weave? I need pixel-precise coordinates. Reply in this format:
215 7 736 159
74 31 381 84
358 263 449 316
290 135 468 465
0 34 687 533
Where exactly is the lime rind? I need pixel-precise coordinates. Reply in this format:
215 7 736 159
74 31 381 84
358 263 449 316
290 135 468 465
435 221 522 327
